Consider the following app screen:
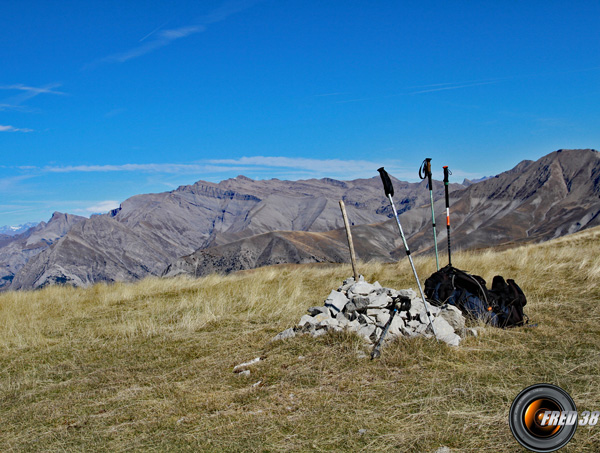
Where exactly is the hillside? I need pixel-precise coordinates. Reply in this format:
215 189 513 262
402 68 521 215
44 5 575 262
1 226 599 451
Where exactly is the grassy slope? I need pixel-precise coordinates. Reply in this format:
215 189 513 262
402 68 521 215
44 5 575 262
1 227 599 452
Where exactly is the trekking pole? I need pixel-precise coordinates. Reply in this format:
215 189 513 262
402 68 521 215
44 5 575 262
419 158 439 270
443 165 452 267
377 167 438 341
371 296 411 359
371 304 399 360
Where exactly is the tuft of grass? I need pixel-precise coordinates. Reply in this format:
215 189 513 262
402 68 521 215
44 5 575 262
0 226 599 451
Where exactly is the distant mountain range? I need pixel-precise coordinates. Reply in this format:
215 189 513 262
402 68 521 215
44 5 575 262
3 149 599 290
165 149 600 277
0 222 40 236
0 213 85 289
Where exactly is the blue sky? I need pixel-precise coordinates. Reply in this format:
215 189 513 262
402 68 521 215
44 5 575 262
1 0 599 226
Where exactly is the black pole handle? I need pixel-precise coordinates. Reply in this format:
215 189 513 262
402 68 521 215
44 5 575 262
378 167 394 197
443 165 451 184
419 158 433 189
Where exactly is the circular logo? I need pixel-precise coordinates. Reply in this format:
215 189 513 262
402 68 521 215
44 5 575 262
509 384 577 452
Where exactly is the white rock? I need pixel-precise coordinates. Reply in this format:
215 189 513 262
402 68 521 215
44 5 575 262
366 308 387 317
233 357 262 371
398 289 417 299
272 328 296 342
324 290 349 314
409 297 425 318
352 296 370 310
401 324 417 337
307 306 330 316
357 324 376 340
349 281 375 296
376 311 391 328
298 314 314 327
347 319 361 331
374 326 382 341
339 277 355 292
439 304 465 332
313 312 331 323
439 332 461 347
428 315 455 338
367 293 389 308
311 328 327 338
357 313 371 325
335 312 349 327
319 317 339 329
388 315 403 336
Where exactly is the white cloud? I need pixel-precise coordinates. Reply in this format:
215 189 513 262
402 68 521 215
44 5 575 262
36 158 406 180
43 163 219 173
0 84 65 95
86 200 121 213
0 124 33 133
0 83 65 111
92 0 259 66
208 156 403 178
17 155 484 182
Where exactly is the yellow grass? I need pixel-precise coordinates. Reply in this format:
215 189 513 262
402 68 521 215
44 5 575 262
0 226 599 451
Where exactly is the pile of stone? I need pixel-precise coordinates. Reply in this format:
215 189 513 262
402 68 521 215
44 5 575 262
273 275 473 347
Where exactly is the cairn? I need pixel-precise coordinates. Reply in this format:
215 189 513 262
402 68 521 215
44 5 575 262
273 276 471 347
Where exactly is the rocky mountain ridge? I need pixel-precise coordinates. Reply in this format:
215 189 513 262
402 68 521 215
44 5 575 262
5 149 599 290
0 212 85 289
9 175 463 289
166 149 600 278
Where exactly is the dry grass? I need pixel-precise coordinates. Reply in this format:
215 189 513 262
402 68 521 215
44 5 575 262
1 226 599 452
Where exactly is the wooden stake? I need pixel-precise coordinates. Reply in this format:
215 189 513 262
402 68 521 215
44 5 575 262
339 200 359 281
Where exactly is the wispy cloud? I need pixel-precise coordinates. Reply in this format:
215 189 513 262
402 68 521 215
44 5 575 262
18 156 407 180
208 156 390 175
409 80 497 95
0 175 36 192
313 92 347 97
91 0 259 66
14 156 484 183
99 25 205 64
0 84 65 96
43 163 214 173
0 83 66 110
85 200 121 213
335 78 500 104
0 104 36 112
104 108 127 118
0 124 33 133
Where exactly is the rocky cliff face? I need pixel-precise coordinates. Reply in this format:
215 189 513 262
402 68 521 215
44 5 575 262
0 212 85 289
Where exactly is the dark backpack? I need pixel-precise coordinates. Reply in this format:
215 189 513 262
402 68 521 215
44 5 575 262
424 265 527 328
488 276 528 328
